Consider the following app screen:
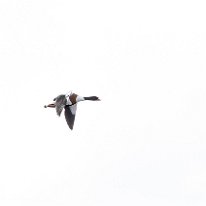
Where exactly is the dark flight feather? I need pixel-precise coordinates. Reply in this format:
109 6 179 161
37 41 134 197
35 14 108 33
64 105 76 130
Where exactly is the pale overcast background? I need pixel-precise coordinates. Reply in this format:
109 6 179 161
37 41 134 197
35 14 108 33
0 0 206 206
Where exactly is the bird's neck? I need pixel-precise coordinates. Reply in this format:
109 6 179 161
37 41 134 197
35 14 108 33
76 96 85 102
84 96 96 100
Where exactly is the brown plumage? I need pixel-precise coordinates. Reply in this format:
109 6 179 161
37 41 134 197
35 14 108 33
69 93 78 105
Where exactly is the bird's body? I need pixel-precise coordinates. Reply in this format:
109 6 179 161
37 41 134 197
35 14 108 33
44 92 100 130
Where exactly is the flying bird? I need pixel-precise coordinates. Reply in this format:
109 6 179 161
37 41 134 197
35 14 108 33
44 91 100 130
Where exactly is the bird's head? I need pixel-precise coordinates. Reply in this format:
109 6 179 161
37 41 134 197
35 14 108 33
90 96 101 101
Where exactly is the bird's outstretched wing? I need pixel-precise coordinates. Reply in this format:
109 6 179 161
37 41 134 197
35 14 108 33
55 95 67 116
64 104 77 130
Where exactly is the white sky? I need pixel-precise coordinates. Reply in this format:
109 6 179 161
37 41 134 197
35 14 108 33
0 0 206 205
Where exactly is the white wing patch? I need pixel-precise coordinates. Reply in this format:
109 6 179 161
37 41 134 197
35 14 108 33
66 95 72 105
65 92 78 115
69 104 77 115
65 91 72 97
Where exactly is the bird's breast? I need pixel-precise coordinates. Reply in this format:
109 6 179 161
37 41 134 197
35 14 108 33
68 93 78 105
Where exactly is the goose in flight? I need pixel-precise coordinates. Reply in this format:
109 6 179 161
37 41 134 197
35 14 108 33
44 91 100 130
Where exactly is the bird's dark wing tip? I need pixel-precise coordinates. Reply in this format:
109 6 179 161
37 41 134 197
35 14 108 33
64 106 75 130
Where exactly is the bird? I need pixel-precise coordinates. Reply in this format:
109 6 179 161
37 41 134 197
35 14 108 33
44 91 100 130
